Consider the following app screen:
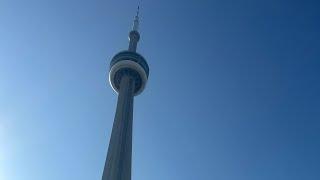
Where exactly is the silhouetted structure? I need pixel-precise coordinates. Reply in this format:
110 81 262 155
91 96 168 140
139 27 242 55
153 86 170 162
102 7 149 180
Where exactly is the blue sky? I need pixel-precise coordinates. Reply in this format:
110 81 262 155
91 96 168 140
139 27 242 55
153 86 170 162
0 0 319 179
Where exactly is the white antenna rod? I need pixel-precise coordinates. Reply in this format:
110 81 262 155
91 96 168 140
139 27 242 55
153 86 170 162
132 5 140 31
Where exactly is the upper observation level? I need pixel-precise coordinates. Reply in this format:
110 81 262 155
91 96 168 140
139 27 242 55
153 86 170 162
109 6 149 96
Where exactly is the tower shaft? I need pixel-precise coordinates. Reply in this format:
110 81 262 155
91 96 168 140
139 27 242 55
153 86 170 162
103 6 149 180
102 74 135 180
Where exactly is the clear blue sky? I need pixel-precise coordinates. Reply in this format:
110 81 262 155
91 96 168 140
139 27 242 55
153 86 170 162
0 0 319 179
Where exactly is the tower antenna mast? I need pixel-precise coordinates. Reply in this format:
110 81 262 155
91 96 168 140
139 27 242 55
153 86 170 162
133 4 140 31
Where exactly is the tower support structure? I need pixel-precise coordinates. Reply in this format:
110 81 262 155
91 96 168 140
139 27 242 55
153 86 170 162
102 7 149 180
102 75 135 180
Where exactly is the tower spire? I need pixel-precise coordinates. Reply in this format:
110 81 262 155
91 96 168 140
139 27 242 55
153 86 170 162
132 5 140 31
128 5 141 52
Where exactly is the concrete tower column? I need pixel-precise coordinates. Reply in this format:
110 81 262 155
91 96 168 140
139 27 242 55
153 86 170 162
102 75 135 180
102 6 149 180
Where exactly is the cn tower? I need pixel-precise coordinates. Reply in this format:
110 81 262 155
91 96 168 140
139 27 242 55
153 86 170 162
102 7 149 180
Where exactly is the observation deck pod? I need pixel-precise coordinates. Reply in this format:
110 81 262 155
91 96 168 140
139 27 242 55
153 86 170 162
109 51 149 96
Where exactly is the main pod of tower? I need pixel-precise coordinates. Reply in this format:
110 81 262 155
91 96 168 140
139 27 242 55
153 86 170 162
109 48 149 95
109 13 149 95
